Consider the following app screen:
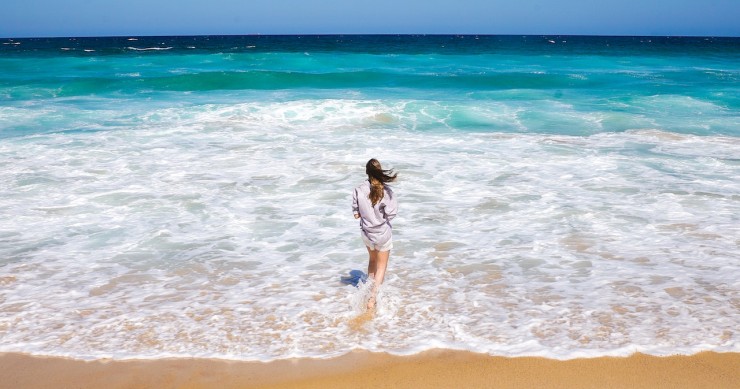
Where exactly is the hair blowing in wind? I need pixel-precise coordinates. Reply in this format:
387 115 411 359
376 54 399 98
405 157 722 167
366 158 397 206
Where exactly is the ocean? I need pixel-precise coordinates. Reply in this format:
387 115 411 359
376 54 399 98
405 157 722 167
0 35 738 361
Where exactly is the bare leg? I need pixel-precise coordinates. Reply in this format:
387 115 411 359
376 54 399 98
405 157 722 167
373 250 390 286
367 249 390 310
366 246 378 278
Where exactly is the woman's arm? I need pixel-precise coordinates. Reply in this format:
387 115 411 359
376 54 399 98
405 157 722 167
382 189 397 222
352 188 360 219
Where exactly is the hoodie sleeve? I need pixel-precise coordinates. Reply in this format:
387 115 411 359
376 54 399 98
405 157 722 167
381 188 397 223
352 187 360 217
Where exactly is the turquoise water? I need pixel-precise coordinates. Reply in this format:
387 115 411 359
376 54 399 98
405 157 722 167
2 35 739 137
0 35 738 361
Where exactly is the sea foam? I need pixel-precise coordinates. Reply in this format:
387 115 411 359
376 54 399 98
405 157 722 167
0 100 737 361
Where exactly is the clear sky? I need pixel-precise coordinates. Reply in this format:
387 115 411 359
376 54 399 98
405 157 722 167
2 0 739 38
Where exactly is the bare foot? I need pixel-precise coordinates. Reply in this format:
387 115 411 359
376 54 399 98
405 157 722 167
366 295 376 310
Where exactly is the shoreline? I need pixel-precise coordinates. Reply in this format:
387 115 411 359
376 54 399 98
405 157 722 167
1 350 738 389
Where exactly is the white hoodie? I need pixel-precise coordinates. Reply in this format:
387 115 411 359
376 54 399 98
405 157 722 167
351 180 398 246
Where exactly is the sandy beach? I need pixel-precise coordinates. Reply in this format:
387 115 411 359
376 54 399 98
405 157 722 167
1 350 738 389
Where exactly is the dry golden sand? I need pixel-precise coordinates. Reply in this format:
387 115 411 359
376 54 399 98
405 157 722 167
1 350 738 389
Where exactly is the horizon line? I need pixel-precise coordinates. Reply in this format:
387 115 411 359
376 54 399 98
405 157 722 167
3 33 739 40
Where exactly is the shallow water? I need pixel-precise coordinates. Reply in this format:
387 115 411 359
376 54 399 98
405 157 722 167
0 35 738 361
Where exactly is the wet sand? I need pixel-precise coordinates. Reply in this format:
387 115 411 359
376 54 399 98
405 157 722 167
1 350 738 389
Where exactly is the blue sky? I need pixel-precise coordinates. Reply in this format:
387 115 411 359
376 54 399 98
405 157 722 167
2 0 738 38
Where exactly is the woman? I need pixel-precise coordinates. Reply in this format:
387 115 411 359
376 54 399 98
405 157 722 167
352 158 398 310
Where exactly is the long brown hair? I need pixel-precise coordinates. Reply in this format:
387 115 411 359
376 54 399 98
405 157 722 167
366 158 397 206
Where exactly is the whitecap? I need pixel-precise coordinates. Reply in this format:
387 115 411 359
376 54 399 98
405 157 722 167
127 47 173 51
